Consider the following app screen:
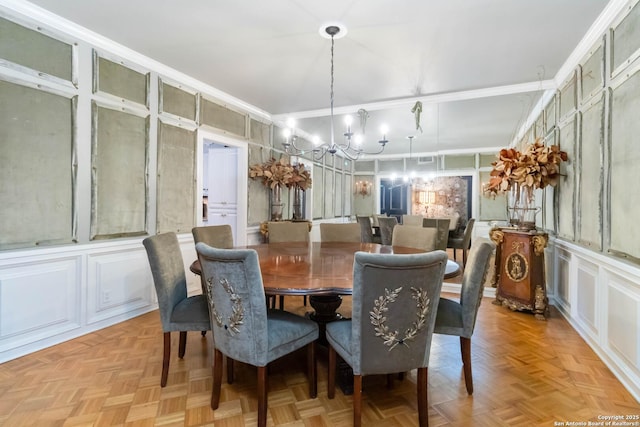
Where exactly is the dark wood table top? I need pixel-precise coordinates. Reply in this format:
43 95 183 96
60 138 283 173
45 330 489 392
190 242 460 296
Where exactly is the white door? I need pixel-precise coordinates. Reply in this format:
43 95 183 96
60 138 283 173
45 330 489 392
203 142 238 242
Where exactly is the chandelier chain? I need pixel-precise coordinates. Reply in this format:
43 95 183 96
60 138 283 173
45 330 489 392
280 23 389 161
330 34 335 146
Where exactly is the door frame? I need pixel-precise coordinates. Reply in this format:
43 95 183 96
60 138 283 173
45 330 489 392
197 129 248 246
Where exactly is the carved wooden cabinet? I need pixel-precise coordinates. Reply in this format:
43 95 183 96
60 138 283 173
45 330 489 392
489 227 549 320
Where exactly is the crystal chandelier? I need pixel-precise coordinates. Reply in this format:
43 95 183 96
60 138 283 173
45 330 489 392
282 24 389 161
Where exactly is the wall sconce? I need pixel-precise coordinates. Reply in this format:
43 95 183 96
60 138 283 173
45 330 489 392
418 191 436 204
354 180 372 197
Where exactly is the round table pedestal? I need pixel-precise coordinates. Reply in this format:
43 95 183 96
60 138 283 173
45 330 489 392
307 295 344 347
308 295 343 323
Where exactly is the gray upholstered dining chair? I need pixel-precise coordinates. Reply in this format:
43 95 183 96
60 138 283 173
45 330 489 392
448 218 475 267
377 216 398 245
422 218 451 251
320 222 361 242
142 232 211 387
356 215 379 243
192 224 235 300
434 239 494 395
192 224 234 249
195 243 319 427
266 221 310 308
371 213 385 227
391 224 438 252
326 250 448 427
402 214 424 227
267 221 309 243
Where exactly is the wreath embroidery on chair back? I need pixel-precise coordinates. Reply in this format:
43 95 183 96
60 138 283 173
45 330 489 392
206 277 244 335
369 286 430 351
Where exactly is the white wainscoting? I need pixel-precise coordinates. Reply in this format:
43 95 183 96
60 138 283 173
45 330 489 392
550 238 640 402
0 234 201 363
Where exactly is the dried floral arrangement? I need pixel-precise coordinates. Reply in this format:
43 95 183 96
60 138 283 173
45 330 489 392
484 138 568 198
290 163 312 191
249 158 312 190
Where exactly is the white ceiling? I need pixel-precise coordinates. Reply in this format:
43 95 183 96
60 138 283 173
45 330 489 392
22 0 612 157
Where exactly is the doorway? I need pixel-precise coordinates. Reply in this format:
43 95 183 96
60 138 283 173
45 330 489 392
379 179 409 223
198 131 248 246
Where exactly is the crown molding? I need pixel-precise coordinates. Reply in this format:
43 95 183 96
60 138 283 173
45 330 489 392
0 0 272 121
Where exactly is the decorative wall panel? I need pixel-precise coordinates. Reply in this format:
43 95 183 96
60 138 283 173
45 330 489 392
542 186 556 233
354 160 375 172
557 117 576 241
324 169 334 218
250 118 270 146
542 131 558 232
0 257 80 342
580 42 604 102
479 154 495 168
86 250 152 324
95 55 147 106
607 278 639 366
344 174 352 217
559 73 577 121
444 154 475 169
91 105 148 239
533 113 545 138
576 259 598 336
156 122 196 233
479 171 507 220
313 164 323 219
556 249 571 309
611 1 640 77
0 80 74 249
377 159 404 173
405 157 438 172
200 98 246 137
0 17 73 82
160 81 196 121
578 96 604 250
545 95 557 133
247 147 269 226
334 172 343 217
610 68 640 261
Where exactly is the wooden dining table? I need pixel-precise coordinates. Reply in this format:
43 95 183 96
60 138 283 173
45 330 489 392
190 241 461 324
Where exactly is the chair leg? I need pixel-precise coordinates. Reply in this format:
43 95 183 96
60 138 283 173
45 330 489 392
417 367 429 427
353 374 363 427
178 331 187 358
211 348 223 409
327 345 336 399
257 365 268 427
227 357 234 384
386 373 394 389
279 295 285 310
462 249 468 267
303 295 307 306
307 341 317 398
460 337 473 394
453 248 457 261
161 332 170 387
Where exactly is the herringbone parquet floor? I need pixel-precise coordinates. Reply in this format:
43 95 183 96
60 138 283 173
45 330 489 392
1 291 638 426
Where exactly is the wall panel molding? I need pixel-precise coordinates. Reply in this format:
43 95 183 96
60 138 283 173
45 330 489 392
551 239 640 401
